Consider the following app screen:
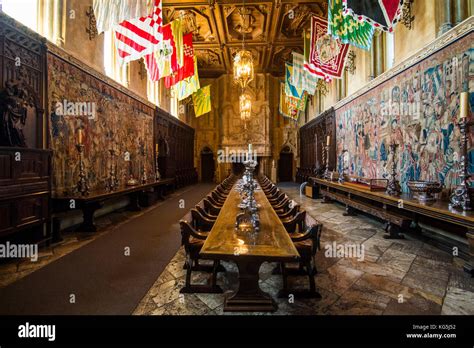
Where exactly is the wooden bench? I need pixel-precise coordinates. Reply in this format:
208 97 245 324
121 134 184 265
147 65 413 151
321 189 411 239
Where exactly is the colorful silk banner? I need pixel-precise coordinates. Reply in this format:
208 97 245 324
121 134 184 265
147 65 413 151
293 52 318 95
308 15 349 79
193 85 211 117
173 56 200 101
328 0 375 50
343 0 404 33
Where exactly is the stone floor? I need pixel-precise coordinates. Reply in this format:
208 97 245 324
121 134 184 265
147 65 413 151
134 183 474 315
0 186 195 289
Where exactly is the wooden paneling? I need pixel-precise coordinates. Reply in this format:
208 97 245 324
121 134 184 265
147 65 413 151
297 107 335 182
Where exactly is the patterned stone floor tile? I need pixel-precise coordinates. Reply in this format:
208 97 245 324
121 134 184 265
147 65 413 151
377 248 416 276
383 294 442 315
441 287 474 315
151 278 185 308
316 263 364 296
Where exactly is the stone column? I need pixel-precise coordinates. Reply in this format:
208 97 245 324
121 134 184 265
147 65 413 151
454 0 468 25
369 36 376 80
437 0 453 36
374 31 384 77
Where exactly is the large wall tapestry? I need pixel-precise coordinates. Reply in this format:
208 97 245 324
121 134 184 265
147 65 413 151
336 33 473 192
47 52 154 196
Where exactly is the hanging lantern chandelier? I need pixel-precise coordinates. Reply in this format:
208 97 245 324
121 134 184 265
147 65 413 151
239 92 252 121
234 50 254 89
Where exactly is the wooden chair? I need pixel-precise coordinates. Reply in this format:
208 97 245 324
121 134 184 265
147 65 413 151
195 205 217 221
203 198 221 216
278 215 323 298
207 195 223 207
282 210 306 233
211 191 226 203
179 220 222 294
278 204 299 220
191 208 215 231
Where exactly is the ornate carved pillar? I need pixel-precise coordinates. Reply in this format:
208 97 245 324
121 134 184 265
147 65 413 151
437 0 453 36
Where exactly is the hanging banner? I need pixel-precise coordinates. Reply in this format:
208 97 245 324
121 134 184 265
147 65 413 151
307 15 349 80
193 85 211 117
342 0 405 33
328 0 375 50
113 0 163 63
173 56 200 101
145 19 182 81
293 52 318 95
164 32 195 88
285 63 304 99
279 82 304 121
93 0 154 34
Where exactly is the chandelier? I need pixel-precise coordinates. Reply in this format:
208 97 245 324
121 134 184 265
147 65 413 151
234 50 254 89
239 92 252 121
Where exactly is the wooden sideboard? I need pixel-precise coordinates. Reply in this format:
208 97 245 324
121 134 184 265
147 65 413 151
313 177 474 275
0 147 52 243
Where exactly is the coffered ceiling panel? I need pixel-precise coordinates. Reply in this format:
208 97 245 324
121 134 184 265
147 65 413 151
162 0 327 77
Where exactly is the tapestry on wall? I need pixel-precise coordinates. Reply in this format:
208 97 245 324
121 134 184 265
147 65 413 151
48 53 155 197
336 33 474 193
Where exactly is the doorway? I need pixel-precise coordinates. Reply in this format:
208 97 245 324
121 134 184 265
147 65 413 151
201 147 215 182
278 146 294 182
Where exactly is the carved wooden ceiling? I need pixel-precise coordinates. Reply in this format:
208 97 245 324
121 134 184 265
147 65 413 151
162 0 328 77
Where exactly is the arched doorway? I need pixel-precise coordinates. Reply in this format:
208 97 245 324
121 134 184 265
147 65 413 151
201 147 215 182
278 146 294 182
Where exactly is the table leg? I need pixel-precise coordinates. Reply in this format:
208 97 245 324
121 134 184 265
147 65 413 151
342 204 356 216
464 231 474 276
383 222 404 239
129 192 141 211
224 259 276 312
77 202 102 232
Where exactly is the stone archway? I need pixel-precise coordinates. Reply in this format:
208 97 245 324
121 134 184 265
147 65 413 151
278 145 294 182
200 146 215 182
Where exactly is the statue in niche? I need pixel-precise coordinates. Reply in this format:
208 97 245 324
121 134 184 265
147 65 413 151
0 81 30 147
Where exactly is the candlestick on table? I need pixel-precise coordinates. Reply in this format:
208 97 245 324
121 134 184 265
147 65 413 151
76 143 89 196
460 91 468 119
450 92 472 211
326 135 330 146
78 128 83 145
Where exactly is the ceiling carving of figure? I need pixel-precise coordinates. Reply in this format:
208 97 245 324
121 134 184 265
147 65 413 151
234 6 255 34
196 49 221 68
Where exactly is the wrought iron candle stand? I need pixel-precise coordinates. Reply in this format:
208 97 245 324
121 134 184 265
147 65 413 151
106 149 119 192
141 148 148 185
126 154 138 186
338 149 348 184
450 117 472 211
76 144 89 196
155 150 161 181
386 142 401 196
323 143 330 179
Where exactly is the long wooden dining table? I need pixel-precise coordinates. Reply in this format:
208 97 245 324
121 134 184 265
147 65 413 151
200 183 300 312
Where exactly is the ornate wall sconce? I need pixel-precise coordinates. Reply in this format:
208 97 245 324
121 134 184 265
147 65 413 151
86 6 98 40
345 50 356 75
401 0 415 30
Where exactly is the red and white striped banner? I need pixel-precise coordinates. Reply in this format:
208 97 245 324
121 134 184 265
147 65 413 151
114 0 163 63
